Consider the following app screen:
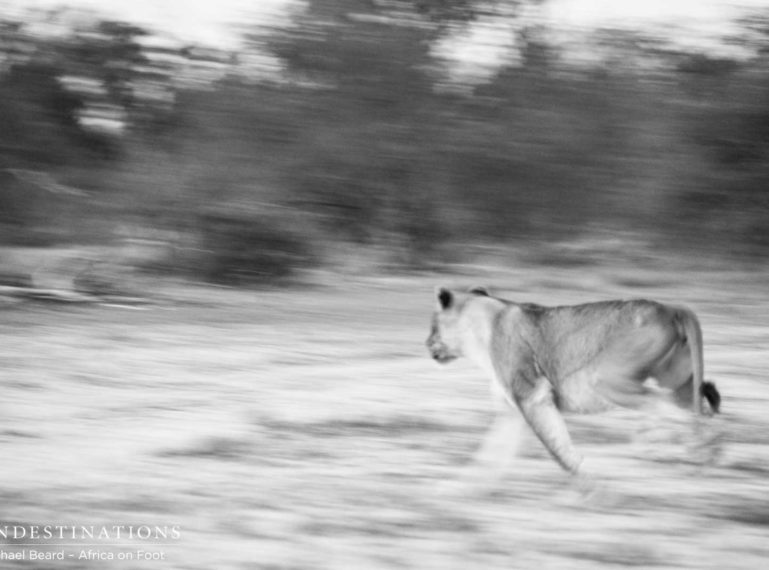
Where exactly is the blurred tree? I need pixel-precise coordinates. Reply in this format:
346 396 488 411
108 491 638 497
0 16 166 166
664 11 769 257
259 0 454 260
65 20 149 110
0 15 175 248
681 68 769 256
0 59 86 166
3 0 769 277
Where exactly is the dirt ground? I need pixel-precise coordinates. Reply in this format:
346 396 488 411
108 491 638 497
0 263 768 570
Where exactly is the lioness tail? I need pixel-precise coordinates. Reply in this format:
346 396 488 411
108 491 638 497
701 381 721 414
675 307 705 415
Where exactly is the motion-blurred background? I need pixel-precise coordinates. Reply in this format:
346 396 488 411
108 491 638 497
1 3 769 570
1 0 768 287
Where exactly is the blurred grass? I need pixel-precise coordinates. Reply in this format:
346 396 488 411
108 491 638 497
0 263 767 569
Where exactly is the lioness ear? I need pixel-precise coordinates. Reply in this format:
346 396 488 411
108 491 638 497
436 287 453 310
469 286 489 296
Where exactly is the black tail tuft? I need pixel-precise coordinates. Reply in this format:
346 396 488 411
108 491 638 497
701 381 721 414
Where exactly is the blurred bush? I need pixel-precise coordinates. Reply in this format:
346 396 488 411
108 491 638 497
196 208 317 285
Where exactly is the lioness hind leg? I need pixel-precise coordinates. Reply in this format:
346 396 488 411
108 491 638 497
655 341 723 464
672 380 724 465
631 380 722 466
589 366 694 460
592 375 687 457
634 388 691 449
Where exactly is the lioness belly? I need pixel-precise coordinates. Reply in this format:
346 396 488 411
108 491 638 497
556 370 617 414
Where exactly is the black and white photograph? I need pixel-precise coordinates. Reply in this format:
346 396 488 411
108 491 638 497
0 0 767 568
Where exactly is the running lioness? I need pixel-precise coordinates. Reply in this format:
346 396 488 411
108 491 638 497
426 286 721 478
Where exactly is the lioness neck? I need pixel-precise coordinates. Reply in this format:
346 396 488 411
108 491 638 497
461 298 506 381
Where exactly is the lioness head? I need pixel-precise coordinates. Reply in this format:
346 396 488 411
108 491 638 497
426 286 490 364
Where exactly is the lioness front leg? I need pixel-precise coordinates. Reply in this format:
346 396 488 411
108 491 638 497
465 397 527 482
437 391 526 496
514 378 583 475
